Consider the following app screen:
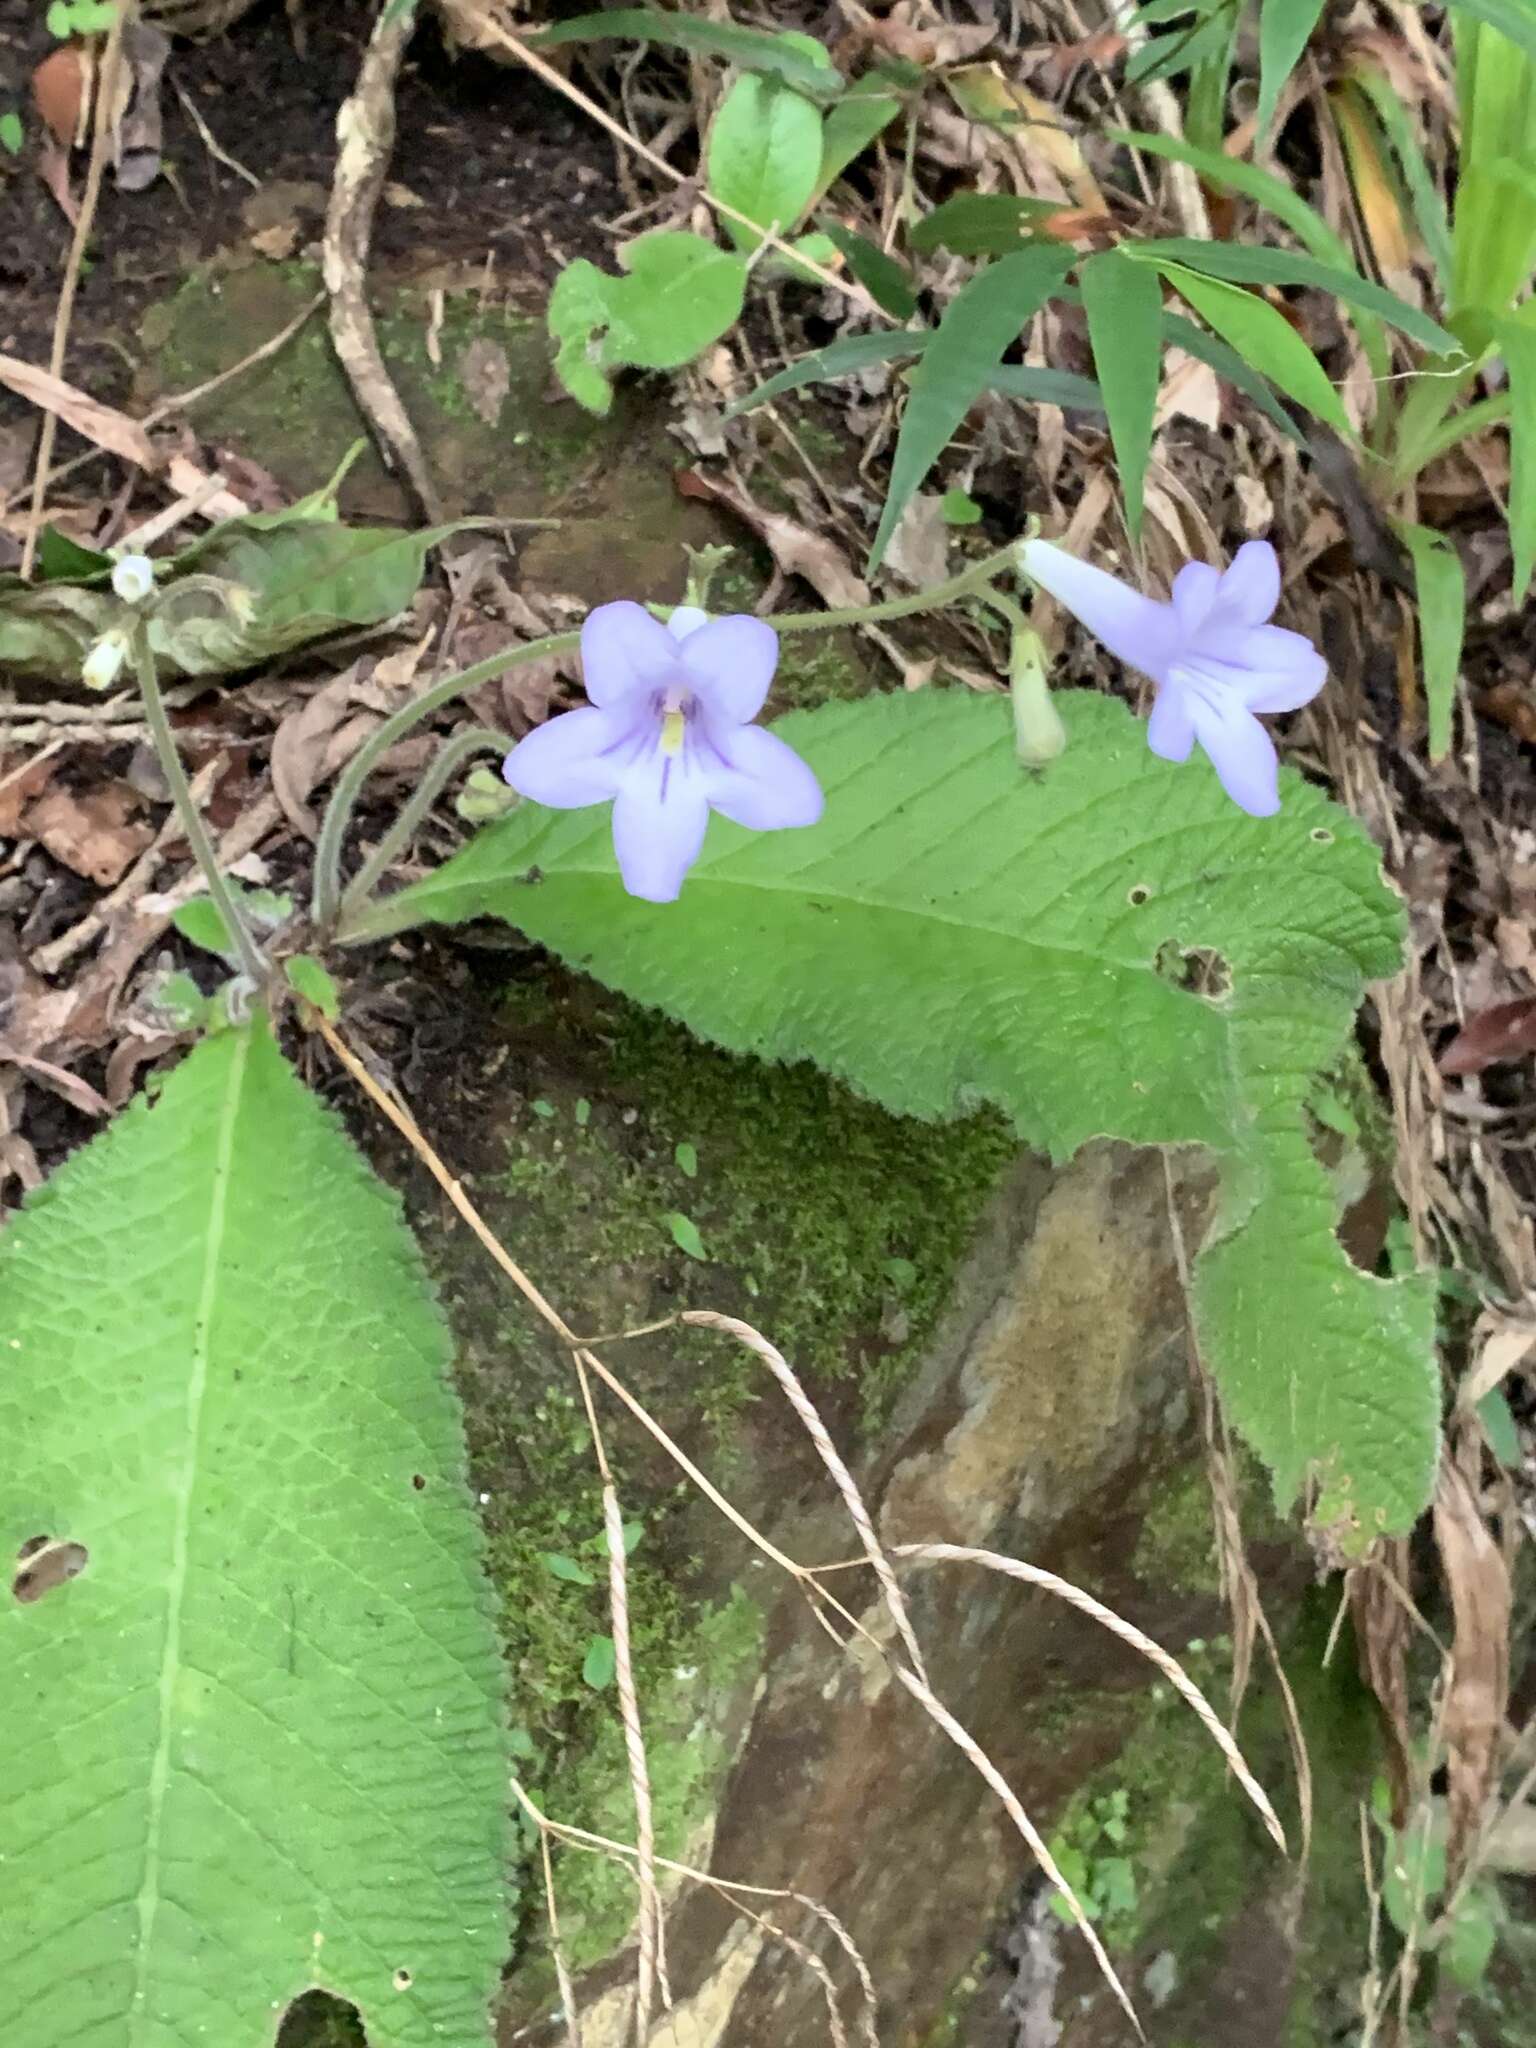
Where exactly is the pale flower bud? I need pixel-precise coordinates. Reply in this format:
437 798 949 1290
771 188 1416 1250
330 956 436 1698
1009 625 1067 766
82 630 129 692
111 553 155 604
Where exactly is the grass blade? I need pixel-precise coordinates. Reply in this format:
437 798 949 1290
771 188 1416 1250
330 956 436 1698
1495 310 1536 600
1258 0 1328 136
1155 260 1353 436
1396 521 1467 760
1080 248 1164 545
1133 237 1460 353
726 328 930 414
869 247 1072 571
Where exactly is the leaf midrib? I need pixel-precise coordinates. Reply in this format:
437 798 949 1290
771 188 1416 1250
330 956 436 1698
129 1026 249 2038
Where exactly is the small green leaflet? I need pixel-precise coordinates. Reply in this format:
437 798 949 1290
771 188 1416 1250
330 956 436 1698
1257 0 1328 137
532 9 844 102
582 1635 618 1689
542 1551 598 1586
819 219 919 320
675 1140 699 1178
355 690 1438 1541
708 74 823 253
812 90 901 203
1396 522 1466 761
666 1212 707 1260
0 111 23 155
1080 249 1163 546
1155 260 1352 436
284 953 341 1020
941 488 983 525
550 231 747 414
0 1019 509 2046
1495 310 1536 601
868 246 1073 571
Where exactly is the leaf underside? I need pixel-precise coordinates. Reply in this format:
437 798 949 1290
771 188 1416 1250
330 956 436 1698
360 689 1438 1541
0 1021 509 2048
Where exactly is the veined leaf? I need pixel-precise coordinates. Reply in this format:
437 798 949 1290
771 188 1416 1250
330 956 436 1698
869 246 1073 571
1080 249 1163 545
819 219 919 319
352 689 1437 1540
1494 310 1536 600
531 9 845 102
1131 237 1460 353
1396 521 1467 761
549 232 747 414
708 74 824 253
1257 0 1328 136
1154 259 1353 435
0 1019 509 2046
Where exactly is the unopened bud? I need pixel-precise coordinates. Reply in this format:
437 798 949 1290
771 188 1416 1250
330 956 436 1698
111 553 155 604
82 630 129 692
1009 626 1067 766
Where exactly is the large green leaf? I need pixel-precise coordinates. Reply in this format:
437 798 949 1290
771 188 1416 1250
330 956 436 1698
1445 0 1536 65
352 690 1438 1540
549 231 748 414
1080 249 1163 545
0 1020 509 2046
869 246 1073 571
707 74 824 253
531 8 845 101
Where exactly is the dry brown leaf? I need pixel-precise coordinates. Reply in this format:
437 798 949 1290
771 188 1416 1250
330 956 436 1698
1433 1462 1511 1887
270 668 370 837
457 337 511 429
674 470 869 609
1439 996 1536 1076
1351 1546 1416 1827
22 784 153 886
1459 1319 1536 1416
0 750 61 836
0 1047 110 1119
251 223 301 262
841 0 994 66
0 352 158 472
883 493 950 591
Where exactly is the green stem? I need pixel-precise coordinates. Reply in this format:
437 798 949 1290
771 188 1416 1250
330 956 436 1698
312 630 579 930
1392 389 1512 477
338 726 511 927
768 543 1023 634
133 628 266 985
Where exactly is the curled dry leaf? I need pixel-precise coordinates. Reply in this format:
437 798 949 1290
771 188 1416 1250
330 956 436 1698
0 352 158 472
674 469 870 610
1432 1462 1511 1888
270 666 376 838
1439 996 1536 1076
457 338 511 429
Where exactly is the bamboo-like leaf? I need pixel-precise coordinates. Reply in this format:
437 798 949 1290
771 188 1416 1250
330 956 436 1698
1133 237 1460 353
1397 521 1467 760
532 8 845 101
1154 260 1354 435
1495 310 1536 600
1081 249 1163 546
1257 0 1328 136
820 220 919 319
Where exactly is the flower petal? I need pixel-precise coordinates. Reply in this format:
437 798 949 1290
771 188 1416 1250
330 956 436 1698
1170 561 1220 632
702 724 824 830
680 614 781 723
1213 540 1280 626
580 600 682 707
668 604 710 641
503 706 627 807
1146 683 1196 762
1019 539 1180 683
610 783 711 901
1220 625 1327 713
1183 684 1281 816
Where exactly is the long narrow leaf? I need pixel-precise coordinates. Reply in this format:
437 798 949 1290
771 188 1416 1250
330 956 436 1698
870 248 1073 571
1161 309 1305 441
1258 0 1328 135
813 89 902 202
1397 522 1467 761
1081 249 1163 545
531 9 845 101
1131 237 1460 353
1352 69 1453 291
726 328 931 414
910 192 1070 257
1495 311 1536 600
1444 0 1536 65
989 364 1105 411
820 220 920 319
1156 261 1353 435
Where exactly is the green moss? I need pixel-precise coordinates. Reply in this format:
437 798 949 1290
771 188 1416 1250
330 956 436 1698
1134 1465 1220 1595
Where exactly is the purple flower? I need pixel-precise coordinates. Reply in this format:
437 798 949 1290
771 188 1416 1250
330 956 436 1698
502 600 823 901
1018 538 1327 816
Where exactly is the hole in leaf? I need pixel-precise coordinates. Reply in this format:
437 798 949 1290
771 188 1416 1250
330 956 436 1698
276 1991 366 2047
1127 884 1151 906
1153 941 1233 1001
12 1536 89 1604
1310 827 1334 845
410 1474 426 1491
392 1968 413 1992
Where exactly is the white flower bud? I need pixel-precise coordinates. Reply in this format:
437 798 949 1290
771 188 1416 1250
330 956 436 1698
82 631 129 692
111 553 155 604
1010 626 1067 766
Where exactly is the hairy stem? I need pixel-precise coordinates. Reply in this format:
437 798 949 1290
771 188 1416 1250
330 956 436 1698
338 725 510 925
133 629 266 983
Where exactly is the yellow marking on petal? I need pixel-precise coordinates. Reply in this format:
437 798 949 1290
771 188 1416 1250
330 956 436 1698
660 709 686 756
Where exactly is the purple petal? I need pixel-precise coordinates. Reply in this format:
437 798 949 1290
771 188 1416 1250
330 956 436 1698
1181 682 1281 816
581 600 681 707
1147 684 1196 762
701 724 824 830
668 604 709 640
1213 541 1280 626
1220 626 1327 713
1019 540 1180 683
610 784 711 901
680 614 780 723
503 706 626 807
1170 561 1220 633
